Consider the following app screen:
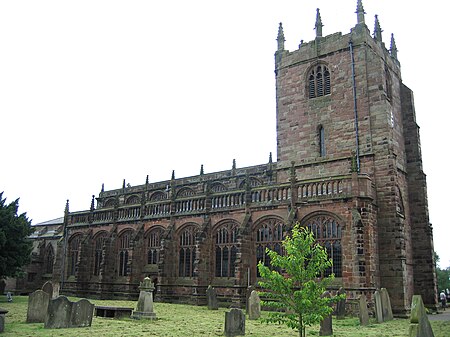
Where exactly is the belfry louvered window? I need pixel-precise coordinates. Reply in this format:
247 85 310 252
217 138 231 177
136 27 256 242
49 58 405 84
308 65 331 98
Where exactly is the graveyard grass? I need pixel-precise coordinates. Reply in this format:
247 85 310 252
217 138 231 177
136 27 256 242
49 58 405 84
1 296 449 336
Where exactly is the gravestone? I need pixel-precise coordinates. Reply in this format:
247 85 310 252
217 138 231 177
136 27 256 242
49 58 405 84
44 296 94 329
380 288 393 321
335 287 346 319
26 290 50 323
374 290 383 323
245 285 255 314
319 291 332 336
131 277 157 320
409 295 434 337
248 291 260 320
224 308 245 336
358 294 369 326
206 285 219 310
0 308 8 333
42 281 53 299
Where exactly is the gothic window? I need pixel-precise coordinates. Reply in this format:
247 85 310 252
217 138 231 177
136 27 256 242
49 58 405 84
304 215 342 277
118 231 132 277
255 219 286 276
147 228 163 264
125 195 140 205
177 188 195 198
149 191 167 202
215 223 238 277
239 177 263 189
319 125 326 157
308 65 331 99
45 245 54 274
385 65 392 101
104 198 116 208
68 234 81 277
93 233 107 276
179 226 197 277
210 183 227 193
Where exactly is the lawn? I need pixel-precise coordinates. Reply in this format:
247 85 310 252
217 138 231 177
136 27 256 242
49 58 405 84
1 296 449 336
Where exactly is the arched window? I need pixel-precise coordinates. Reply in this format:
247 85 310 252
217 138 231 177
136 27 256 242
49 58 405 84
68 235 81 277
304 215 342 277
125 195 140 205
179 226 197 277
118 231 132 277
45 245 54 274
319 125 326 157
93 233 107 276
215 223 238 277
147 228 163 264
255 219 286 276
308 65 331 99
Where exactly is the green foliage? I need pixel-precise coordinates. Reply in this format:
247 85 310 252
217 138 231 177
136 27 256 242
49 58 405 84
0 192 34 279
436 266 450 292
257 224 343 337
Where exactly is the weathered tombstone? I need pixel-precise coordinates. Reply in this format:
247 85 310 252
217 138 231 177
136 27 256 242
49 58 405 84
0 308 8 333
335 287 346 319
319 291 333 336
207 285 219 310
409 295 435 337
26 290 50 323
374 290 384 323
245 285 255 314
44 296 94 329
248 291 260 320
131 277 157 320
224 308 245 336
42 281 54 299
52 282 60 299
5 293 12 303
380 288 393 321
70 299 94 327
358 294 369 326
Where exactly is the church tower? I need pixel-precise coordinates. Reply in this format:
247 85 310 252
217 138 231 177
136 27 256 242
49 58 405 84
274 1 437 313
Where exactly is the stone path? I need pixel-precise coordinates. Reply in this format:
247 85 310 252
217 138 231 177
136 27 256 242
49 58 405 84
427 310 450 321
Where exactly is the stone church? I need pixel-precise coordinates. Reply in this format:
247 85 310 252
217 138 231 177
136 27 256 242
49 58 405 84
20 1 437 315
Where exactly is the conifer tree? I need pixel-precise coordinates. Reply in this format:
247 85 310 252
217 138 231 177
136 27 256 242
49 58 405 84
0 192 34 279
257 224 342 337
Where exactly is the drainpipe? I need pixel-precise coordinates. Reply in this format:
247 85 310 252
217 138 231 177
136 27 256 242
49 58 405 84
349 40 361 172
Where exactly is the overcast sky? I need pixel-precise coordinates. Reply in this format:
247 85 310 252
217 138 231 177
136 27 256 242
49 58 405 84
1 1 448 267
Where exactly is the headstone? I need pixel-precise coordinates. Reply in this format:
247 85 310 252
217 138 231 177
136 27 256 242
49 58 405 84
358 294 369 326
207 285 219 310
319 291 333 336
335 287 346 319
42 281 54 299
131 277 157 320
248 291 260 320
409 295 435 337
374 290 383 323
224 308 245 336
6 293 12 303
245 285 255 314
26 290 50 323
380 288 393 321
44 296 94 329
0 308 8 333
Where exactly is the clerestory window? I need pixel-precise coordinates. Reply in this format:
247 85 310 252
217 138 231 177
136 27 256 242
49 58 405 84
308 65 331 99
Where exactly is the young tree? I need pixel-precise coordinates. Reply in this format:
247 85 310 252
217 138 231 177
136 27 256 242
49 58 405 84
257 224 342 337
0 192 34 279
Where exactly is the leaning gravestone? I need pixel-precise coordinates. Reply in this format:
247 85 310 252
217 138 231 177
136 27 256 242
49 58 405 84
131 277 156 320
335 287 346 319
380 288 393 321
207 285 219 310
245 285 255 314
44 296 94 329
319 291 333 336
26 290 50 323
374 290 384 323
42 281 53 299
248 290 260 320
409 295 434 337
358 294 369 326
224 308 245 336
